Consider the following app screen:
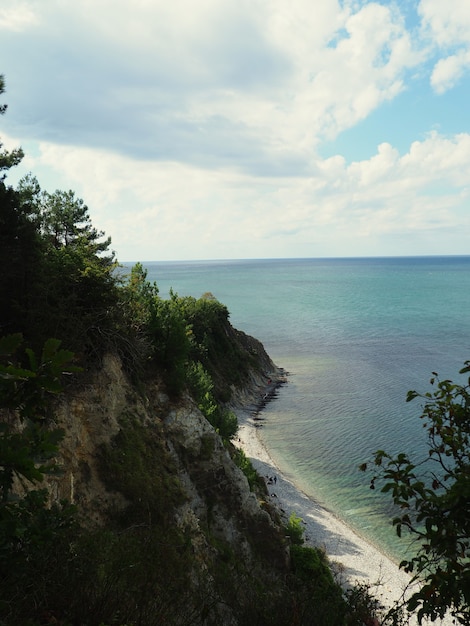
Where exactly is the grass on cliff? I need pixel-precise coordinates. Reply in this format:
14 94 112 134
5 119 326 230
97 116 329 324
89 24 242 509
98 412 186 524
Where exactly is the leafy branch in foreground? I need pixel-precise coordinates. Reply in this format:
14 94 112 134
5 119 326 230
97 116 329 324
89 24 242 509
0 333 80 499
0 334 82 623
361 363 470 624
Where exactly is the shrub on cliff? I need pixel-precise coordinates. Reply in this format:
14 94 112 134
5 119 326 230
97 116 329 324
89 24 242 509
177 293 257 401
187 361 238 440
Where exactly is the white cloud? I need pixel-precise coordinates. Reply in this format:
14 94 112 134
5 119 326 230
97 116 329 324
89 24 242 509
419 0 470 48
431 49 470 94
419 0 470 93
0 2 37 32
1 0 423 175
2 1 469 259
9 128 467 260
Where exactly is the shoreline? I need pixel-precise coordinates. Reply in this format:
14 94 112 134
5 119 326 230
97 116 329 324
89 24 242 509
232 373 453 625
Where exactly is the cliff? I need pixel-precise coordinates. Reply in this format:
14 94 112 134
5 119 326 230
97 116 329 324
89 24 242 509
32 332 293 624
1 320 354 626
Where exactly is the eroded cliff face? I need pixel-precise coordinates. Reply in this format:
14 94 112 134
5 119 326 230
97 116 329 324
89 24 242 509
47 353 131 521
38 336 288 623
165 397 287 571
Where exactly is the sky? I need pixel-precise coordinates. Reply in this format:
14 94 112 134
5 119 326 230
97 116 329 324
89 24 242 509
1 0 469 261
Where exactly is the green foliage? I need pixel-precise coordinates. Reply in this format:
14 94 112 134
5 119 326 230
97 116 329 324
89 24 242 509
187 361 238 441
281 511 372 625
37 187 118 354
285 511 305 546
99 414 185 523
232 447 265 492
120 268 192 392
0 334 82 625
0 181 43 338
218 408 238 440
151 294 191 394
179 293 230 351
177 293 254 400
42 188 112 253
57 524 199 626
0 490 78 625
1 172 119 357
120 262 159 334
345 582 406 626
117 266 260 403
0 334 79 500
290 544 334 586
361 364 470 624
187 361 218 419
287 542 351 626
114 262 165 374
0 496 199 625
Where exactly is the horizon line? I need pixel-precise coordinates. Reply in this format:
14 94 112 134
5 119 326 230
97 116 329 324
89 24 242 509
121 253 470 264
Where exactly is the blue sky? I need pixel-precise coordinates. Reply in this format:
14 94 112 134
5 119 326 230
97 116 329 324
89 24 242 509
1 0 469 261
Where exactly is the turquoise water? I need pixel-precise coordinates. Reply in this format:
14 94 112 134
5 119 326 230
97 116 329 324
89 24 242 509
126 257 470 562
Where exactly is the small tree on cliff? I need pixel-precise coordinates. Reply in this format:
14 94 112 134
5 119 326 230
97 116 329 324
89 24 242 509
361 364 470 624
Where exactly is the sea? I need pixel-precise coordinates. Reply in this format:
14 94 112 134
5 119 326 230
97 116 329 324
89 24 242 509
123 256 470 564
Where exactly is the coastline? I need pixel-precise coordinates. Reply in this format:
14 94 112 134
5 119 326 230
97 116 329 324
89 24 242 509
232 374 453 625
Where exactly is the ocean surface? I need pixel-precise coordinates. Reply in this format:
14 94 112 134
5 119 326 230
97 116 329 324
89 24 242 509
125 256 470 563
